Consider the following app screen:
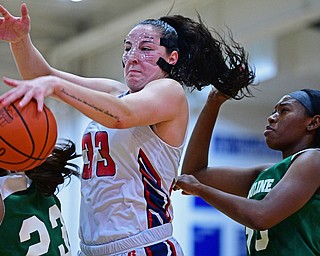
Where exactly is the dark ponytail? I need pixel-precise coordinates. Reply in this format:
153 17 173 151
159 13 255 99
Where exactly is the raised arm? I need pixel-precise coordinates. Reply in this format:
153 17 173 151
182 89 228 174
0 4 126 94
180 88 269 196
177 87 320 229
0 3 53 79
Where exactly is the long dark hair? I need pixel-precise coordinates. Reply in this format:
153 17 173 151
138 14 255 99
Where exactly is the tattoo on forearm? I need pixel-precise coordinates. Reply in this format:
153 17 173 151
61 89 120 121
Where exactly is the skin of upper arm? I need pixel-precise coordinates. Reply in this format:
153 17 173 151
118 78 188 146
248 150 320 229
194 164 271 197
53 72 187 129
118 78 187 127
52 68 128 95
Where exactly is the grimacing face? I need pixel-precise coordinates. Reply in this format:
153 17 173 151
122 29 163 66
123 25 170 92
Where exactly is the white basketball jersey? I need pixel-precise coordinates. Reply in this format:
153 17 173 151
79 121 184 246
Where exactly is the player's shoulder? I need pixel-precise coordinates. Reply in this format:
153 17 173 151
146 78 186 102
147 78 182 89
291 148 320 172
292 148 320 161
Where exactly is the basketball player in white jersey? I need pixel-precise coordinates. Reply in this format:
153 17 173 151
0 4 254 255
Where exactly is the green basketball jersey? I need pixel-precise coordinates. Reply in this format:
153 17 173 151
0 174 71 256
246 149 320 255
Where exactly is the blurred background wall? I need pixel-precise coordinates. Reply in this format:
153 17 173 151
1 0 320 255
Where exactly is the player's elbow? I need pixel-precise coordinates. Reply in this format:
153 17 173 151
113 118 129 129
245 211 276 231
112 114 135 129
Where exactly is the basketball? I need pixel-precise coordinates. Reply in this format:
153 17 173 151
0 99 57 171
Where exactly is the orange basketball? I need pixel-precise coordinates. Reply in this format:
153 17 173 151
0 99 57 171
